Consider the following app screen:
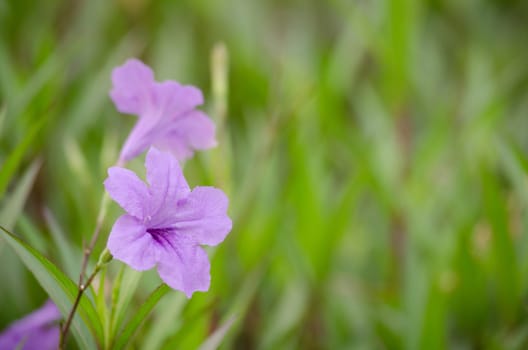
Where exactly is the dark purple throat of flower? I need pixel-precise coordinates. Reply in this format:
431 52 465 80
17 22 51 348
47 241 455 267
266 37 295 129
147 227 177 248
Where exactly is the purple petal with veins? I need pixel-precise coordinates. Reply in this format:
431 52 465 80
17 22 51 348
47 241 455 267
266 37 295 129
105 147 232 297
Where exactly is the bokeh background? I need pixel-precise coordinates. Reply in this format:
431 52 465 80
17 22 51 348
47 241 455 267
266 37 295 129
2 0 528 348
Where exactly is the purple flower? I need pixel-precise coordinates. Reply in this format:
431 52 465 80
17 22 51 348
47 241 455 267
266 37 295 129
110 58 217 162
104 147 232 297
0 300 61 350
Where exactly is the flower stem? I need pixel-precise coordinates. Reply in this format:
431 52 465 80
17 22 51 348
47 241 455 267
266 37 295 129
60 152 123 347
59 186 113 348
59 251 109 349
78 158 124 287
80 191 111 282
210 42 232 193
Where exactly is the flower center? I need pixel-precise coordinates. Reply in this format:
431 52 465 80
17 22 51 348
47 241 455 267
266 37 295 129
146 227 175 249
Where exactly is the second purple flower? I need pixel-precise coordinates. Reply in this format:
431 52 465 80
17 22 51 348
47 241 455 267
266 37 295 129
110 59 217 162
0 300 60 350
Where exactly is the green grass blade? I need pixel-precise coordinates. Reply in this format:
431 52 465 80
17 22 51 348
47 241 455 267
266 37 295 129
0 225 103 348
43 207 80 279
114 283 171 350
140 293 186 349
0 104 6 136
96 266 109 349
0 159 41 230
0 117 46 198
197 316 236 350
110 265 142 343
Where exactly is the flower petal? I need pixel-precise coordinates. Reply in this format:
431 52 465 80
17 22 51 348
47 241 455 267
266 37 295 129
107 215 158 270
0 300 60 350
157 243 210 298
104 167 150 219
118 84 206 162
155 110 217 161
16 326 59 350
151 81 204 118
110 59 155 115
145 147 190 226
172 187 232 246
119 116 160 162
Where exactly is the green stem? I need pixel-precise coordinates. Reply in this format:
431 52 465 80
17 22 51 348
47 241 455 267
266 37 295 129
59 248 113 349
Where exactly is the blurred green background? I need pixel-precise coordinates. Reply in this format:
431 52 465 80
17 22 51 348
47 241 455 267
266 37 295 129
2 0 528 348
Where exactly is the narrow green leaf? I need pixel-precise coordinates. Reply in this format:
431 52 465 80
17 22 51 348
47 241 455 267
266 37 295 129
43 207 80 279
140 293 186 349
0 161 43 311
0 117 46 198
8 53 63 125
16 214 47 253
110 265 126 334
418 283 447 350
114 283 170 350
481 166 520 317
110 265 142 341
96 266 109 349
0 226 103 348
0 159 41 230
260 280 309 349
0 44 20 103
0 104 6 136
197 316 237 350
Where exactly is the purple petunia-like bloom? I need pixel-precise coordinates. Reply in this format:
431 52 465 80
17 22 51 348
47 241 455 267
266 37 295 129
110 58 217 162
104 147 232 297
0 300 61 350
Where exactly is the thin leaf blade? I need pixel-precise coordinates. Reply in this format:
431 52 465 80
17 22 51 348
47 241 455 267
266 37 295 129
0 226 103 348
114 283 170 350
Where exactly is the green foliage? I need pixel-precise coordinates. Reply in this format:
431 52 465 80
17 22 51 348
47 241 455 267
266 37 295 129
1 0 528 348
0 226 101 348
113 283 170 350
